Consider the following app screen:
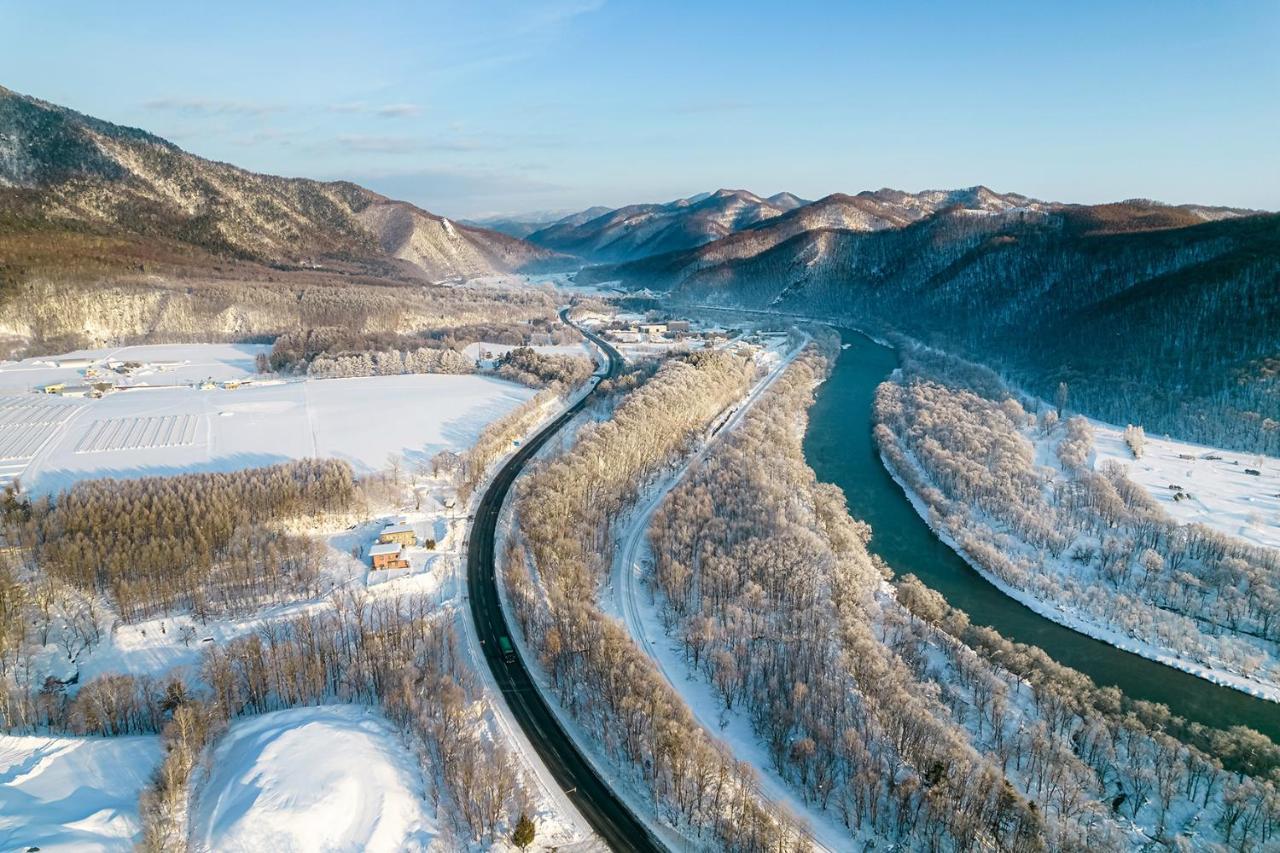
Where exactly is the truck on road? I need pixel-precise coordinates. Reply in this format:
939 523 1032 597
498 635 517 664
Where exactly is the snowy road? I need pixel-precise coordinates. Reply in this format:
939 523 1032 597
466 311 663 853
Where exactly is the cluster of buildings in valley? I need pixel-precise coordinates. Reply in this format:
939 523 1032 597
38 368 266 398
600 317 722 345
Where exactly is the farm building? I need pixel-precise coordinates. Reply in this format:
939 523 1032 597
378 523 416 547
638 323 668 337
59 385 97 398
667 320 691 332
369 542 410 570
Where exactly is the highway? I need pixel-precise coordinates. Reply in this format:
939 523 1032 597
465 309 665 853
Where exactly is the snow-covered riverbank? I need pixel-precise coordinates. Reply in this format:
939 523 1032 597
879 449 1280 703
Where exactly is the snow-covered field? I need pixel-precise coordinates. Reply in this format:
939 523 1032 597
189 706 437 853
1090 421 1280 550
0 733 162 851
10 374 596 852
8 372 534 494
0 342 268 393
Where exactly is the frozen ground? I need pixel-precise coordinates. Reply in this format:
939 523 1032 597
0 342 269 393
189 705 437 853
1089 421 1280 550
0 732 162 852
8 373 534 494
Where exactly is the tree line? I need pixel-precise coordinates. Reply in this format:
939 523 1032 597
114 592 539 851
494 346 596 388
874 346 1280 689
505 348 816 849
2 459 359 623
650 343 1055 849
649 341 1279 849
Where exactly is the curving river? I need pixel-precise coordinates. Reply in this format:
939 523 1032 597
802 329 1280 742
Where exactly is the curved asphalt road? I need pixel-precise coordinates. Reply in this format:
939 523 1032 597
466 310 665 853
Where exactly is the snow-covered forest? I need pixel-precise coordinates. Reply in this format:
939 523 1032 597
645 207 1280 456
504 347 820 848
646 342 1280 849
874 347 1280 698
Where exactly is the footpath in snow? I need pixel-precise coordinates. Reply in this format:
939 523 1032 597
598 335 862 852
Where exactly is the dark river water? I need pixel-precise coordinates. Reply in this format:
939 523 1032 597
802 329 1280 742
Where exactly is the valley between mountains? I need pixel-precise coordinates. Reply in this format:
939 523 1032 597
1 82 1278 852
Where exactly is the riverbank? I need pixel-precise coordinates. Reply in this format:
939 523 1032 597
802 328 1280 742
880 445 1280 703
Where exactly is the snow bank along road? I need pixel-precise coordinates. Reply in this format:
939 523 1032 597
467 311 663 853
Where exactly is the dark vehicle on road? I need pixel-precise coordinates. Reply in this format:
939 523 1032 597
498 635 516 664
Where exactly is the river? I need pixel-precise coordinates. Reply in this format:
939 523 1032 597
802 329 1280 742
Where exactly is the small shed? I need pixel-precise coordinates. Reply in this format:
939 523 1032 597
369 542 410 570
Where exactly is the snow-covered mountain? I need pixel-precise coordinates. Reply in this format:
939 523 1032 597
464 206 612 239
587 193 1279 455
525 188 810 262
575 186 1037 286
0 84 568 281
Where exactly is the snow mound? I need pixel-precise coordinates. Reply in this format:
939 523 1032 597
0 733 161 852
191 705 436 853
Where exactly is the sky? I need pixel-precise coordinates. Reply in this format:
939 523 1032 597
1 1 1276 218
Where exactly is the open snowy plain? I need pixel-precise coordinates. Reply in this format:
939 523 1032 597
0 732 162 851
0 343 536 494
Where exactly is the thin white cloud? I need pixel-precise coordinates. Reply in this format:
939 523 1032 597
326 101 424 118
374 103 422 118
334 134 483 154
142 97 284 116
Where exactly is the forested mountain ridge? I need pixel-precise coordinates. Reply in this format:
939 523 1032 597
463 206 612 238
524 188 810 262
592 202 1280 453
0 84 568 283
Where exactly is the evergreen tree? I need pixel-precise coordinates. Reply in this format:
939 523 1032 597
512 813 535 850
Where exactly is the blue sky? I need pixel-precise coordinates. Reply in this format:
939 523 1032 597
2 1 1276 217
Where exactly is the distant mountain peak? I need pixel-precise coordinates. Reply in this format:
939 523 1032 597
525 188 809 262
